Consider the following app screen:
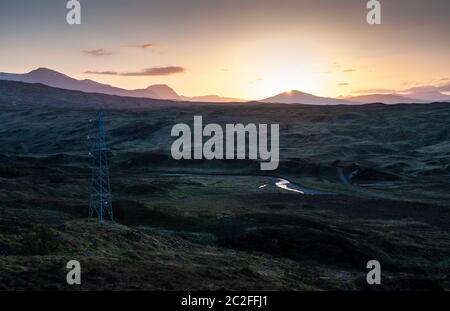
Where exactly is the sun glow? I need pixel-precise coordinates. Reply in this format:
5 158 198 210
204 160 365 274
249 68 329 99
2 1 448 101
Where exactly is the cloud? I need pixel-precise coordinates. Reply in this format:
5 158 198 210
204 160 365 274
138 43 153 49
82 49 113 56
122 66 185 76
338 83 349 86
126 43 153 49
342 69 355 73
84 66 185 76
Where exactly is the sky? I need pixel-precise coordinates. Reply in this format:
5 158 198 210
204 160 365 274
0 0 449 100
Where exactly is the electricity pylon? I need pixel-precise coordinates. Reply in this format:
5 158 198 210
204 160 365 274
89 112 114 223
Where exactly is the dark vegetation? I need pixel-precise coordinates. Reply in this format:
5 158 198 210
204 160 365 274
0 84 449 290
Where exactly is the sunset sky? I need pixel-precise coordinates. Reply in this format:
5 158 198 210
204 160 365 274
0 0 449 99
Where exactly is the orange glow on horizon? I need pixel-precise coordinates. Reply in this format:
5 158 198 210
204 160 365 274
1 1 448 101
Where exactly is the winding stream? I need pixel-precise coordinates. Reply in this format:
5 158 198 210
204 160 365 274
269 177 335 196
160 172 335 196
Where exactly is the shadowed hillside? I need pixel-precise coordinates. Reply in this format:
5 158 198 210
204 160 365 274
0 82 449 290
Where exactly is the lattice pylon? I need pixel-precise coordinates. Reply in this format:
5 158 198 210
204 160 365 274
88 112 114 223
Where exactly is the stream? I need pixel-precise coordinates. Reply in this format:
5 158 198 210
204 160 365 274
160 172 335 196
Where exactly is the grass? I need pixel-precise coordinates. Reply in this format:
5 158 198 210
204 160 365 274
0 103 450 290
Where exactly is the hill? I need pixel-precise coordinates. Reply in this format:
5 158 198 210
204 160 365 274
0 99 449 290
346 94 429 104
261 90 357 105
0 80 181 110
0 68 161 99
0 68 246 103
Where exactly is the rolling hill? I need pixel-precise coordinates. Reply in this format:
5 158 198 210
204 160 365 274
0 68 246 103
0 68 161 99
1 68 448 106
260 90 357 105
345 94 429 104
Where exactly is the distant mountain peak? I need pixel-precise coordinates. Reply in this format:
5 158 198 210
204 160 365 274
345 93 429 104
28 67 65 75
30 67 55 73
0 67 249 102
286 90 307 95
146 83 170 89
27 67 71 80
261 89 356 105
145 84 179 100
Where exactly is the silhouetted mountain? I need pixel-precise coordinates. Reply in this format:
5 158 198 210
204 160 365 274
0 68 160 99
400 86 450 102
190 95 247 103
0 80 178 110
1 80 447 112
146 84 180 100
0 68 247 103
346 94 429 104
2 68 447 105
261 90 356 105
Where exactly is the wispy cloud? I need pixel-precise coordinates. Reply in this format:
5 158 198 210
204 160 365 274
125 43 153 49
84 66 185 76
82 49 113 56
122 66 185 76
138 43 153 49
338 83 349 86
342 69 355 73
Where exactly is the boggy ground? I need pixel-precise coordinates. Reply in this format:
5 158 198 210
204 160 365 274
0 102 449 290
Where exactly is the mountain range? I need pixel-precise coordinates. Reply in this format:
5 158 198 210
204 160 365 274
261 90 356 105
0 68 449 105
0 68 245 103
343 94 429 105
261 90 447 105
